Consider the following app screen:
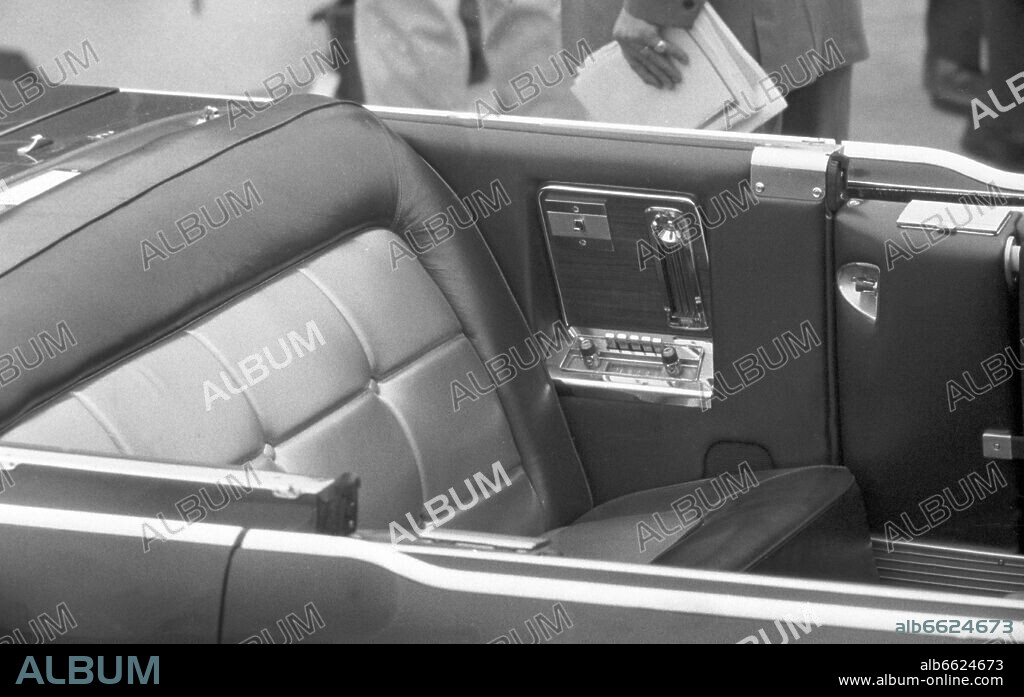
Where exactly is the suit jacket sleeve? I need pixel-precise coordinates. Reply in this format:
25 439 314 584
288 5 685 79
624 0 706 28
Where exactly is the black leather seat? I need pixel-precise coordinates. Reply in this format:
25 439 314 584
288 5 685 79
546 466 877 581
0 97 876 583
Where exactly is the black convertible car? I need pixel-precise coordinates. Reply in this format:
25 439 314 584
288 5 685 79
0 82 1021 644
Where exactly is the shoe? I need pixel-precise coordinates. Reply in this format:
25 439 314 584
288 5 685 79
962 124 1024 172
925 56 985 115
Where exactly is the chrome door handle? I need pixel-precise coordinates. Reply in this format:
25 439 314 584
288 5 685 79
838 263 880 322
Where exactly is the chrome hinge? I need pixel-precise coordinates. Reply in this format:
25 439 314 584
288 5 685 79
982 429 1024 460
750 144 841 203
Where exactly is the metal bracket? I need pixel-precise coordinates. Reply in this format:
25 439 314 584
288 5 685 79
897 200 1016 236
316 472 360 536
982 429 1024 461
750 145 839 203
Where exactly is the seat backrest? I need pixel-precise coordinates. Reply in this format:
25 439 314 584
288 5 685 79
0 97 592 533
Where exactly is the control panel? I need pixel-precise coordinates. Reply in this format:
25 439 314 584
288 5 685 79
538 184 715 409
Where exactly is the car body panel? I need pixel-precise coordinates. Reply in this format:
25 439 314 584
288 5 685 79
0 89 1022 643
0 504 238 643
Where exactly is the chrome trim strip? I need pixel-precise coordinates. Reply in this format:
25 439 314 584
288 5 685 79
0 444 330 496
896 200 1016 236
370 104 835 150
553 373 710 400
242 530 1024 637
843 141 1024 192
119 87 273 103
873 537 1024 563
537 184 703 205
417 527 549 552
247 530 1024 607
0 503 242 546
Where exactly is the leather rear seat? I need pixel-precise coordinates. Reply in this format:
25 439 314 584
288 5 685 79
0 96 877 583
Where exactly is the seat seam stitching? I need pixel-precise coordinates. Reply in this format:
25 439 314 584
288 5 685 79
376 331 465 383
184 329 268 447
298 266 376 374
271 387 374 447
373 392 430 507
68 392 129 455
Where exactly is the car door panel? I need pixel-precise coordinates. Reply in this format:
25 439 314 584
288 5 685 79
381 112 835 502
0 504 236 643
835 197 1021 551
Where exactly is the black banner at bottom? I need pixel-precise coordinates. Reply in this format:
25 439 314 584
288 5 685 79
0 644 1020 689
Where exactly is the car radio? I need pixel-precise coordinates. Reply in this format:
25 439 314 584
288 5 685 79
546 327 713 408
538 184 715 408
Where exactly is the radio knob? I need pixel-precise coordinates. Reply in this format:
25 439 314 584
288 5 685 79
580 338 598 367
661 346 680 376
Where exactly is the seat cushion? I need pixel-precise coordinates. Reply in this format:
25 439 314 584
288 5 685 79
0 97 592 534
546 466 878 582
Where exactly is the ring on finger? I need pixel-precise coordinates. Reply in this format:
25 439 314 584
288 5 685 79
653 39 669 54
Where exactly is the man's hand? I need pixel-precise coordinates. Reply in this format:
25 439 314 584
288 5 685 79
613 7 689 89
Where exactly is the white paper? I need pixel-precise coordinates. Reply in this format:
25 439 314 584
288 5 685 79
571 5 787 132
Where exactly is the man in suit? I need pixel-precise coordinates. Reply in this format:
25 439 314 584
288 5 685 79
355 0 582 119
924 0 984 113
0 50 33 82
961 0 1024 170
609 0 869 140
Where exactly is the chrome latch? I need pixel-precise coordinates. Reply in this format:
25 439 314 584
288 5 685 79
982 429 1024 461
853 275 878 294
838 263 880 323
195 105 221 125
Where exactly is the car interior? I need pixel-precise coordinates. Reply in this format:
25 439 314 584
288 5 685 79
0 90 1021 605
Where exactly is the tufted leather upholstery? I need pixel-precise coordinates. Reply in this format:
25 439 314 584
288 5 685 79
0 97 591 534
0 97 876 580
5 232 555 532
